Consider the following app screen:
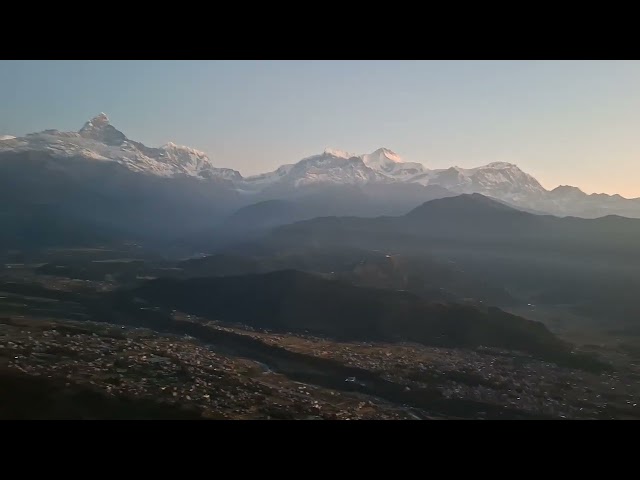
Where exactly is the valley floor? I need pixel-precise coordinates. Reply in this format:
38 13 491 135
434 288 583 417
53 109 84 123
1 313 639 419
1 261 639 420
0 317 415 420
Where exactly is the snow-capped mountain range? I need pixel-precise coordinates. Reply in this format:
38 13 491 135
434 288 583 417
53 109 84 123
0 113 242 182
1 113 639 218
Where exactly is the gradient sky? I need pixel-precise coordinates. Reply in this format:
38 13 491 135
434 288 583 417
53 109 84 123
1 60 639 197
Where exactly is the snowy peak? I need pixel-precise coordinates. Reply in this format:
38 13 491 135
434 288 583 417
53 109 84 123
0 113 242 183
321 147 406 167
292 151 386 187
156 141 242 181
361 147 428 180
373 147 404 163
242 149 390 191
482 162 519 169
160 142 211 168
323 148 356 159
0 135 16 141
362 148 404 168
80 112 110 131
161 142 209 160
78 112 126 146
245 147 425 191
79 113 114 138
413 161 547 205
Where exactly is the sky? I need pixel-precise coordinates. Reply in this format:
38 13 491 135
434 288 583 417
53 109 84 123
1 60 639 197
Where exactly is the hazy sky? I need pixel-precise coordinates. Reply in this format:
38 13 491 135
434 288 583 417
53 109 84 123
1 60 639 196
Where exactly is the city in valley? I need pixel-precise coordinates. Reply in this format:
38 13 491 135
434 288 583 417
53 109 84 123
1 249 638 420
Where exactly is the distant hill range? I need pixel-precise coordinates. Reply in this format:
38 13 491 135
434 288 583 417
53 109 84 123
262 194 640 327
270 193 640 260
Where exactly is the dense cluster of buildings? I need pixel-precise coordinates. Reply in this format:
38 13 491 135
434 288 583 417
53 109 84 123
0 318 413 420
246 333 640 419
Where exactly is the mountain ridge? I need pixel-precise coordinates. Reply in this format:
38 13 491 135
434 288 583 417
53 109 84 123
269 192 640 263
2 113 640 219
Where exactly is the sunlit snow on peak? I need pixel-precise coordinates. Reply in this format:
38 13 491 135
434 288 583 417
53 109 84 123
323 148 356 159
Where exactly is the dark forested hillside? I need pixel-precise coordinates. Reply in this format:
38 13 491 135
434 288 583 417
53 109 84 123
131 270 574 362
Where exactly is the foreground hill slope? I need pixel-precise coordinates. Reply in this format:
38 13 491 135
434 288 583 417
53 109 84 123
131 270 573 361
